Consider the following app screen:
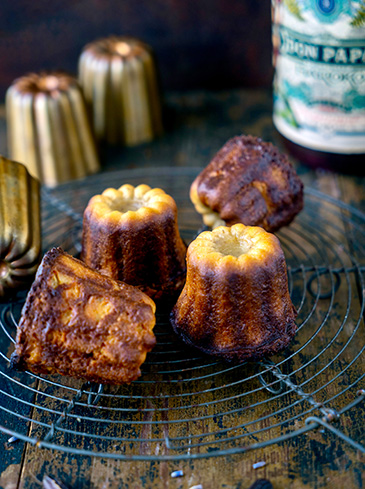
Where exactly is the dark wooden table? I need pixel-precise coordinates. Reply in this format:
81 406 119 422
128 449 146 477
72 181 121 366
0 89 364 489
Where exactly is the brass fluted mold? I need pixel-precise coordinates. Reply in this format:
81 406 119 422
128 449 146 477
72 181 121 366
0 156 41 297
79 36 163 146
6 72 100 187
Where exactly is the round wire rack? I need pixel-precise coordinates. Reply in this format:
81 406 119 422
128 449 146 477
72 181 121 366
0 167 364 460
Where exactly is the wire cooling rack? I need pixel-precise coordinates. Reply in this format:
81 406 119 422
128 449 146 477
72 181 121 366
0 167 364 460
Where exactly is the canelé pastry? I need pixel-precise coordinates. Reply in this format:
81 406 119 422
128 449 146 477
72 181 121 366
82 184 187 302
171 224 297 363
190 135 304 232
0 157 41 297
79 36 163 146
11 248 156 384
6 71 100 187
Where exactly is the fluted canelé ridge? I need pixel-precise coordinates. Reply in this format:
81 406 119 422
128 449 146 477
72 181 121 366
190 135 304 232
81 184 187 302
171 224 297 363
11 247 156 384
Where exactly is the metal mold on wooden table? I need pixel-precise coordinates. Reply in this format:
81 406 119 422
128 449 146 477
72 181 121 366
0 167 364 460
0 156 41 297
6 71 100 187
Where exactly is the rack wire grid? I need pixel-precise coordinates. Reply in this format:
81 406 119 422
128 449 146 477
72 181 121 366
0 167 364 460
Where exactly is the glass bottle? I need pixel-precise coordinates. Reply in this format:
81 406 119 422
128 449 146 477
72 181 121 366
272 0 365 174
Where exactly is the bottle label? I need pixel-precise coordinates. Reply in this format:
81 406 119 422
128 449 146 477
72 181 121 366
273 0 365 153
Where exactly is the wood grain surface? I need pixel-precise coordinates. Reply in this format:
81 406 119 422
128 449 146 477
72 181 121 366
0 89 364 489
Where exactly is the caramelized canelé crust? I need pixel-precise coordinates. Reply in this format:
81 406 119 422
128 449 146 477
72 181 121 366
171 224 297 363
82 184 187 302
190 135 303 232
11 248 156 384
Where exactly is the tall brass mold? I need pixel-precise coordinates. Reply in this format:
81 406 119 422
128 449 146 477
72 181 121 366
6 72 100 187
79 36 163 146
0 157 41 297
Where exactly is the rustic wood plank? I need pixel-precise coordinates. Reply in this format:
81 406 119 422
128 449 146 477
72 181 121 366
16 435 365 489
16 171 365 488
0 292 41 489
0 89 363 489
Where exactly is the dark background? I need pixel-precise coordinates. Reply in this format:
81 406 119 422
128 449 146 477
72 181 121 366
0 0 273 100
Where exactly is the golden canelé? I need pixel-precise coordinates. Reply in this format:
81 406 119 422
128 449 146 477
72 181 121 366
190 135 303 232
11 248 156 384
170 224 297 363
82 184 187 302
